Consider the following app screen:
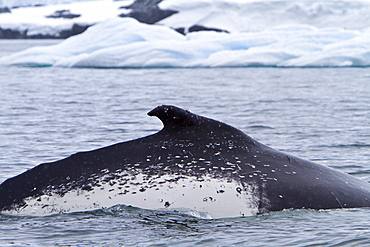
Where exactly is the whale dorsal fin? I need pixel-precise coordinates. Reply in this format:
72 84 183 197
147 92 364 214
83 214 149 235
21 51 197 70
147 105 256 146
148 105 202 129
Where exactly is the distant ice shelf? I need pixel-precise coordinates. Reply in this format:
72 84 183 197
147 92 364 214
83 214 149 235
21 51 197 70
0 0 134 38
2 0 370 39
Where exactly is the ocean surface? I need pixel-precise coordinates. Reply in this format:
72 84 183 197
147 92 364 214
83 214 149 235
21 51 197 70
0 40 370 246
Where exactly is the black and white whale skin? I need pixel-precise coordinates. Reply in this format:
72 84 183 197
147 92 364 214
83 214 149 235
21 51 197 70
1 105 370 218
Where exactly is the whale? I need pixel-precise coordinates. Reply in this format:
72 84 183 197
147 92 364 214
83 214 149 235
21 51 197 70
1 105 370 218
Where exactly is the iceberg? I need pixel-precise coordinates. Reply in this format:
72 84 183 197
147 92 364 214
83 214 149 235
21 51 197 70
2 0 370 68
2 17 370 68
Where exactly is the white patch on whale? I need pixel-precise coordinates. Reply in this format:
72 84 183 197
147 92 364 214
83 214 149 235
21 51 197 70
3 172 259 218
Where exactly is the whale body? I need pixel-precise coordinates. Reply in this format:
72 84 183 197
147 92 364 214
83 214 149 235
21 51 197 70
1 105 370 218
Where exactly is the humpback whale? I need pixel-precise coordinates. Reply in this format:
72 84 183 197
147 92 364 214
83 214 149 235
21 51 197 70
1 105 370 218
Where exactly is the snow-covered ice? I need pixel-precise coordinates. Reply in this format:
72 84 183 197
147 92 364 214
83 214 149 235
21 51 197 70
2 0 370 68
159 0 370 32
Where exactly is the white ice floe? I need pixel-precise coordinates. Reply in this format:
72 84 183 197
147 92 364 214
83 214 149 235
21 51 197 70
2 17 370 68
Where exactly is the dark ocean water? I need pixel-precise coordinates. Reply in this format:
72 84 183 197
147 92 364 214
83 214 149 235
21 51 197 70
0 40 370 246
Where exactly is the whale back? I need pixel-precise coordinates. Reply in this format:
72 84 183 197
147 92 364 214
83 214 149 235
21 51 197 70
1 105 370 217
